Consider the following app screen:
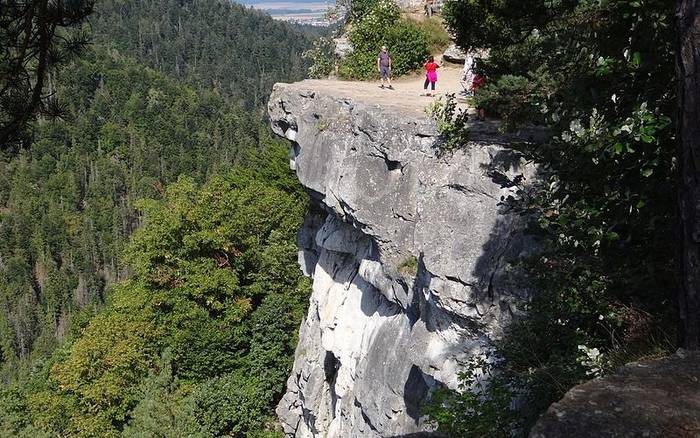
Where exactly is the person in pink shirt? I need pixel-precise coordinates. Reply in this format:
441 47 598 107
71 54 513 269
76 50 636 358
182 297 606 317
422 56 440 96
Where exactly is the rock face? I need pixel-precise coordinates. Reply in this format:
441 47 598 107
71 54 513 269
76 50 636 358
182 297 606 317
333 35 352 58
268 83 538 437
442 43 467 64
394 0 425 10
530 351 700 438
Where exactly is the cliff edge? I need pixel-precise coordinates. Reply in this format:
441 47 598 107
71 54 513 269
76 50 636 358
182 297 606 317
268 82 538 437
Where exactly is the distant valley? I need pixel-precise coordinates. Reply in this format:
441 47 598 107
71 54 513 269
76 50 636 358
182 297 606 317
237 0 333 25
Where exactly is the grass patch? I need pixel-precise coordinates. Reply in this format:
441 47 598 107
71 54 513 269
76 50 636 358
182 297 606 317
316 118 331 131
398 255 418 276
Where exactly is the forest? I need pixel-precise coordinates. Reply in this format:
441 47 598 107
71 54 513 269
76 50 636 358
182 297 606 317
90 0 313 108
0 0 317 436
2 0 699 436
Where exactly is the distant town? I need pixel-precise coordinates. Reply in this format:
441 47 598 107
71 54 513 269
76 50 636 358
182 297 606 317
241 1 333 25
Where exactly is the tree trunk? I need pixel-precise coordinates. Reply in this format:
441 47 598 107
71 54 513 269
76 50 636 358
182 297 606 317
677 0 700 349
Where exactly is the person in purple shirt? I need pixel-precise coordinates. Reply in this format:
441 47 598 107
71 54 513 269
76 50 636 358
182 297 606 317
377 46 394 89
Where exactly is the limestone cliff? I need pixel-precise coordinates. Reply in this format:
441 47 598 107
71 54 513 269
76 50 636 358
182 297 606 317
268 81 539 437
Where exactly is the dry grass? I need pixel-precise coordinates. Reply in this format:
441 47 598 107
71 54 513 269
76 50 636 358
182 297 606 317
404 15 451 54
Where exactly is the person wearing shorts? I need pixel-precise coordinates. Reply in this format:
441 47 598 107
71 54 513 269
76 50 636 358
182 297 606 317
377 46 393 89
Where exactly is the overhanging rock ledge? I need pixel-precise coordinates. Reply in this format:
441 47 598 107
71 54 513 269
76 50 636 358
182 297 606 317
268 81 538 438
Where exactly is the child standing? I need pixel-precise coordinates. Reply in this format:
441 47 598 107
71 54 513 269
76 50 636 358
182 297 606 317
422 56 440 96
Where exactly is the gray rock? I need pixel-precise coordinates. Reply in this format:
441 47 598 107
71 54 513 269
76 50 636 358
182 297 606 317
443 43 467 64
394 0 425 10
333 35 353 58
269 82 538 437
530 351 700 438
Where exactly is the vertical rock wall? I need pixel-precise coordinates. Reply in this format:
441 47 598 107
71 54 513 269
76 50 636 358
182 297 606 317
268 83 538 437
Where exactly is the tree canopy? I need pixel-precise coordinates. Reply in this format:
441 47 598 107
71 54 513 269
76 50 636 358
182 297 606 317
0 1 316 435
91 0 314 108
0 0 94 151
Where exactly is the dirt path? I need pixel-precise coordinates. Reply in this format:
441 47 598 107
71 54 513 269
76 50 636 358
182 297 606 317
290 63 471 117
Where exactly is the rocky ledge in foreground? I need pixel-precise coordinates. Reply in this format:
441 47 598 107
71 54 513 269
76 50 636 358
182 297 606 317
268 82 540 437
530 351 700 438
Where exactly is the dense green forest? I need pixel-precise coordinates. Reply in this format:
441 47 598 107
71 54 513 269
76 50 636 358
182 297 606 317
91 0 313 108
0 0 317 435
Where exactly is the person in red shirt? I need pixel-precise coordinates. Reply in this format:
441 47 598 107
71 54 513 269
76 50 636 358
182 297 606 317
471 74 486 90
471 72 487 120
422 56 440 96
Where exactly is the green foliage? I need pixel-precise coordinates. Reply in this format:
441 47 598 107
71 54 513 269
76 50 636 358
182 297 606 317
0 0 318 434
340 0 430 79
424 357 517 438
50 290 161 423
0 387 33 437
384 21 432 75
408 16 451 54
426 94 470 151
0 48 262 384
473 74 548 130
303 37 338 79
122 352 204 438
348 0 379 21
191 372 270 436
1 150 310 435
428 0 678 434
0 0 94 150
91 0 313 107
397 255 418 276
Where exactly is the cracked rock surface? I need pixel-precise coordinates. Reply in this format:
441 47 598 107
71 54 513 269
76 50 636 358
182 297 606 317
530 351 700 438
268 82 538 437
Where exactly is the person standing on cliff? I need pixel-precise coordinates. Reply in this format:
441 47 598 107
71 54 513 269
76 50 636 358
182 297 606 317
377 46 393 90
421 55 440 96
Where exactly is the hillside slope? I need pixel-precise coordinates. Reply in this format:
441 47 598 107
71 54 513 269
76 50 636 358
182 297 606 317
0 1 321 435
92 0 313 107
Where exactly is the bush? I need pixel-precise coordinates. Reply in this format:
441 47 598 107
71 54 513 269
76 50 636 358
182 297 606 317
408 16 451 54
348 0 379 21
303 37 338 79
340 0 430 79
191 372 269 436
474 74 548 130
385 21 431 76
397 255 418 276
424 356 517 438
426 94 470 151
